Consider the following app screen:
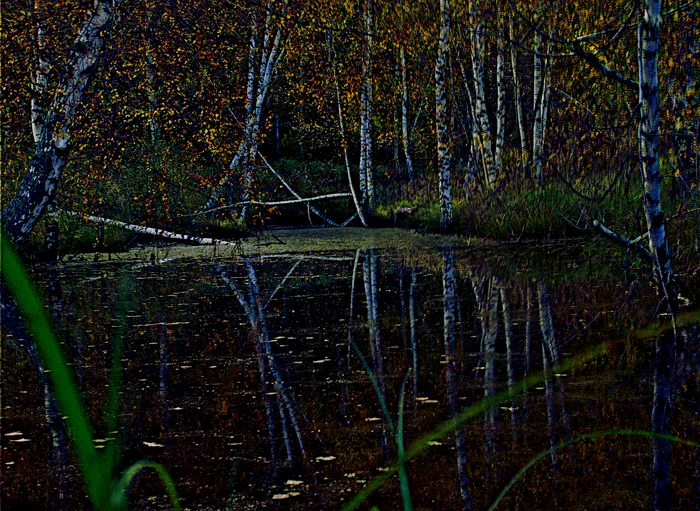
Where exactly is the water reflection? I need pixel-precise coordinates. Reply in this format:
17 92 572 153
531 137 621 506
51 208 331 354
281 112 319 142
1 244 699 509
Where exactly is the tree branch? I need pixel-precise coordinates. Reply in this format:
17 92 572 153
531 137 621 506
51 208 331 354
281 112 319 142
593 219 653 261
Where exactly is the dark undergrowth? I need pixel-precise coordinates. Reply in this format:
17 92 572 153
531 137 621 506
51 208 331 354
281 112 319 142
13 151 700 272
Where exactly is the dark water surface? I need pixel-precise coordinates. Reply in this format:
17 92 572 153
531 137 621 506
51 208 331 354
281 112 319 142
2 240 700 510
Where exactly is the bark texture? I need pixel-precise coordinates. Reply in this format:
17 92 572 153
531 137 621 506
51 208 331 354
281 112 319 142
639 1 677 310
2 0 116 245
436 0 453 231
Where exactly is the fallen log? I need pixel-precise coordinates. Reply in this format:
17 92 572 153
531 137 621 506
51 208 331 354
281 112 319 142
61 210 236 246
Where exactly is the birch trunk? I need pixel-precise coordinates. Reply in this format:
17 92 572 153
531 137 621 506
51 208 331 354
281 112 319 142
327 31 367 226
495 10 506 178
468 0 497 186
204 11 284 213
532 31 544 182
2 0 117 245
400 44 415 181
639 2 677 310
509 19 528 174
359 0 374 214
436 0 453 231
30 0 50 144
532 31 552 183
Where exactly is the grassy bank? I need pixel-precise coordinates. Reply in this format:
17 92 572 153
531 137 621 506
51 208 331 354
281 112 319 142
14 151 700 269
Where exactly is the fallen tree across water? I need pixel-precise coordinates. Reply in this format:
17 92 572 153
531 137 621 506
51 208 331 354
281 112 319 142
62 211 237 246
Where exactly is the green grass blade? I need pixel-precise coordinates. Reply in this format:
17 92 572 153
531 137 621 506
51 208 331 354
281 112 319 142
397 371 413 511
1 233 110 509
488 429 700 511
111 459 181 511
341 341 610 511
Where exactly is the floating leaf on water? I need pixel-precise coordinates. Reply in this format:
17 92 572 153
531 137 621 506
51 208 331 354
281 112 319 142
272 494 289 500
312 359 331 364
365 417 381 422
171 407 183 411
10 438 30 443
415 397 429 401
5 461 15 465
143 441 164 448
500 406 519 412
535 386 545 390
427 441 443 446
5 431 23 437
377 467 390 472
315 456 336 461
422 400 439 404
344 473 356 478
288 492 301 497
554 373 568 377
473 367 486 370
285 480 303 486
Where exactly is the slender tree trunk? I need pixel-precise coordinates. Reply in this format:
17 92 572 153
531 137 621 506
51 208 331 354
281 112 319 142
327 31 367 226
204 11 284 213
495 9 506 178
30 0 50 145
2 1 117 245
639 2 677 310
468 0 497 187
532 30 544 183
360 0 374 215
400 44 415 181
436 0 453 231
509 19 528 174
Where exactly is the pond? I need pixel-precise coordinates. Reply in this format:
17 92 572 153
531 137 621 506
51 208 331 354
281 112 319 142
2 229 699 510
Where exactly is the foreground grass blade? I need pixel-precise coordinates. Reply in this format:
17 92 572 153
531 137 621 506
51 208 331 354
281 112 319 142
341 342 610 511
111 460 181 511
1 233 110 509
488 430 700 510
396 371 413 511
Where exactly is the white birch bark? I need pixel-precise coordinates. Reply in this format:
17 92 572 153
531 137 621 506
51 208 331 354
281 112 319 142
359 0 374 214
30 0 50 144
468 0 497 186
400 44 415 181
204 9 285 213
532 30 544 182
327 31 367 226
495 9 506 178
2 0 117 245
436 0 453 231
639 2 677 309
509 19 528 173
63 211 236 246
532 28 553 184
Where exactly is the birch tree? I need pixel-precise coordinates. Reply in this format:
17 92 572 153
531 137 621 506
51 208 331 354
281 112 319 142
203 1 290 213
467 0 497 187
359 0 375 215
436 0 453 231
2 0 118 245
639 0 677 310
